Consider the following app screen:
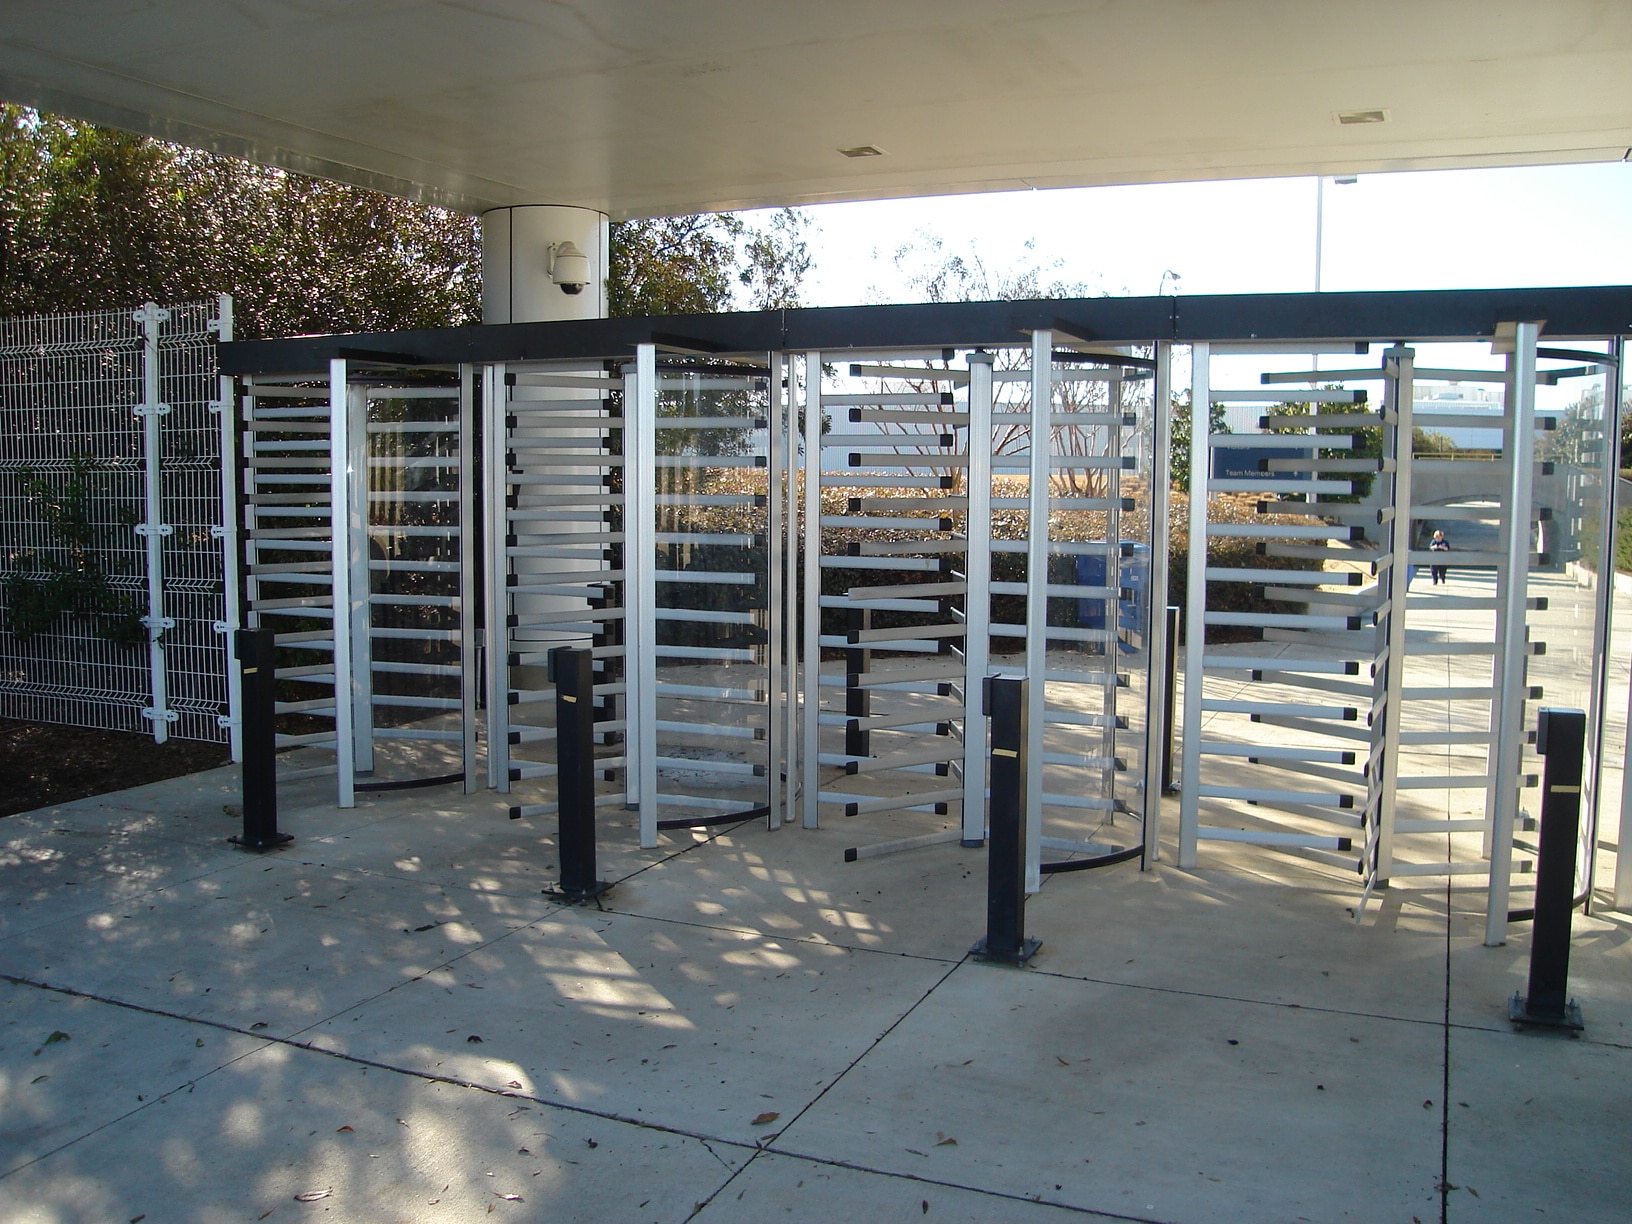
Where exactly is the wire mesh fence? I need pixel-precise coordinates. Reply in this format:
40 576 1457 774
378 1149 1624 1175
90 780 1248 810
0 299 231 742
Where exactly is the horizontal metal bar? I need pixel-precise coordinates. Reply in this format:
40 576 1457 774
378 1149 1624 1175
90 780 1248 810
655 719 761 741
1210 478 1354 494
1200 742 1357 764
1204 699 1357 719
1199 785 1354 806
1211 388 1363 404
1206 611 1364 631
1254 413 1386 429
838 787 963 816
655 682 763 701
655 570 755 585
1197 828 1354 850
1204 656 1360 675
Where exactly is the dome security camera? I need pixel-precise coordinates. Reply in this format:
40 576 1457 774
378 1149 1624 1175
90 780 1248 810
547 241 592 296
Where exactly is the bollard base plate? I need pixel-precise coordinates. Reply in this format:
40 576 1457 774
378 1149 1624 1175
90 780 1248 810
230 832 293 853
544 880 613 905
1508 991 1584 1034
970 936 1041 966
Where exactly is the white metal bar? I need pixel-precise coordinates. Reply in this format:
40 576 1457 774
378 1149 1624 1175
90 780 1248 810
216 296 243 762
1375 346 1415 885
1179 343 1210 867
483 364 510 790
1614 341 1632 910
328 359 356 808
1142 341 1173 863
802 351 823 828
1486 322 1541 946
135 303 171 743
347 382 375 775
459 363 480 793
963 352 993 845
631 345 660 847
784 358 801 821
1024 331 1051 893
766 353 786 829
1580 338 1622 911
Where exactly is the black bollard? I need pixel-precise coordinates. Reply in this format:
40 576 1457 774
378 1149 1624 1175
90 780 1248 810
972 676 1040 964
1163 604 1180 794
230 627 292 851
1509 707 1585 1033
544 646 611 903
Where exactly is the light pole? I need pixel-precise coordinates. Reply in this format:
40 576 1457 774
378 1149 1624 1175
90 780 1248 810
1313 177 1356 373
1314 176 1358 293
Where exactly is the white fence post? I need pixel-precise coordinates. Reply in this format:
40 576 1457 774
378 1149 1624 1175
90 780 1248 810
133 302 175 743
212 294 243 762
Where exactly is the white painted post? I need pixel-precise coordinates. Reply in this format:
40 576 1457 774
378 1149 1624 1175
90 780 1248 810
802 352 823 828
1377 345 1417 884
347 382 375 776
482 363 510 791
1024 330 1052 894
784 355 803 826
963 351 995 845
1486 322 1541 945
1179 343 1211 867
328 359 356 808
213 294 243 763
133 303 174 743
1142 342 1173 862
766 352 786 828
629 344 659 847
459 362 480 792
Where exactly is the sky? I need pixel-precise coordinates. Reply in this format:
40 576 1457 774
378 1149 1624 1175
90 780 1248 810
785 160 1632 308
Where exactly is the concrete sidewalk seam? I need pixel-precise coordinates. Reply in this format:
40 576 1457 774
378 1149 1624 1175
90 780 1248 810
683 954 968 1219
1 970 767 1160
729 1142 1178 1223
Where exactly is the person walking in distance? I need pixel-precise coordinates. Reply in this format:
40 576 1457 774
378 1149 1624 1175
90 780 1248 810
1429 529 1450 585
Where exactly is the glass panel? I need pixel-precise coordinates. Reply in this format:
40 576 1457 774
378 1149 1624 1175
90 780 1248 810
497 362 627 818
994 351 1152 869
649 364 772 822
358 383 465 785
1518 344 1619 906
812 351 971 830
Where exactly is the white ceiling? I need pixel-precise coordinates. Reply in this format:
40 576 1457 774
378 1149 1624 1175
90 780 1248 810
2 1 1628 218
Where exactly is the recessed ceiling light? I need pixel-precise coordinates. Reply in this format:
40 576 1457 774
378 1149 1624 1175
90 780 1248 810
1336 109 1388 125
838 145 886 158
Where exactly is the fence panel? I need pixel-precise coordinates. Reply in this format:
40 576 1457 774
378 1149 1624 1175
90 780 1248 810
0 299 230 742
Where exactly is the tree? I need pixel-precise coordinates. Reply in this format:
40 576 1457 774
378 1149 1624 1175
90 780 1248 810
607 207 810 316
1169 391 1230 493
2 104 811 334
1 104 484 336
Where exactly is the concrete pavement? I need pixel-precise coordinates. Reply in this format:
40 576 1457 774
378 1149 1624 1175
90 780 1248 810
3 746 1630 1223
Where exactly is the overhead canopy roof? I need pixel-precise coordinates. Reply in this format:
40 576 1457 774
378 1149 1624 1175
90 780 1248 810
217 285 1632 374
3 1 1629 218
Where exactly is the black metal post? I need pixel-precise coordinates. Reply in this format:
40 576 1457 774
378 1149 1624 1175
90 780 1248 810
972 676 1040 964
231 627 291 851
1509 707 1586 1032
1162 604 1179 794
545 646 611 903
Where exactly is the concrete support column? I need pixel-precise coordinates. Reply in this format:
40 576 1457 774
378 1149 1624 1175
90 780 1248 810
481 205 609 323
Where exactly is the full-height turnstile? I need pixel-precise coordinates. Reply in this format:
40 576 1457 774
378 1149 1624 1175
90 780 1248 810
1178 331 1620 940
488 349 778 848
216 291 1630 936
798 336 1161 887
235 360 477 805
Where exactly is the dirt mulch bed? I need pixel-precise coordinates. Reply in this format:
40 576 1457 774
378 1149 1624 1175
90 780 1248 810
0 718 232 819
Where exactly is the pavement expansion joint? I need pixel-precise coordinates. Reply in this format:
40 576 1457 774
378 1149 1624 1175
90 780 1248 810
1 970 769 1160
